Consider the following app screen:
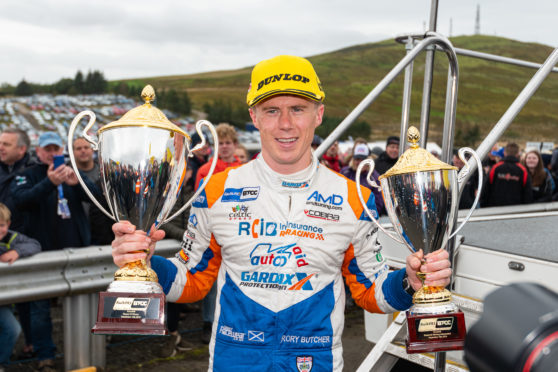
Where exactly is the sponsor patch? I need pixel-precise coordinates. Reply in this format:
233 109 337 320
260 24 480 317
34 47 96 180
281 180 309 189
222 187 260 202
307 191 343 205
238 220 325 240
219 325 245 341
296 356 313 372
239 271 316 291
249 243 308 268
229 204 251 220
177 250 190 264
193 191 208 208
188 214 198 227
304 209 339 222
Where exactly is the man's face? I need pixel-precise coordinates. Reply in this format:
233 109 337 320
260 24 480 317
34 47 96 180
218 138 237 163
386 143 399 159
0 133 26 165
36 144 63 165
0 219 9 240
73 138 94 165
250 95 323 174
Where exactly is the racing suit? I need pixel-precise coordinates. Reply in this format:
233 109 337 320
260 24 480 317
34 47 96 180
151 154 413 371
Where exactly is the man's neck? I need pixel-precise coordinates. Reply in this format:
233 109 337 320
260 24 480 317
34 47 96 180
219 155 236 164
77 160 95 172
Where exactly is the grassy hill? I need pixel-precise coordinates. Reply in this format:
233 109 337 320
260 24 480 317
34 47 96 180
118 35 558 146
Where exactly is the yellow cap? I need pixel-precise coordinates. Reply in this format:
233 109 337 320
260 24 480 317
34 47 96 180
246 55 325 106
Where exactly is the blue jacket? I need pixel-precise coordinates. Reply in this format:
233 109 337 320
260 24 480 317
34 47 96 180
10 162 98 251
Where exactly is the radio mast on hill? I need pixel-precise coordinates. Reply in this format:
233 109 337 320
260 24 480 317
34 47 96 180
475 4 480 35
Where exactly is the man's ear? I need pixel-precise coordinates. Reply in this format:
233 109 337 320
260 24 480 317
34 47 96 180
249 107 259 130
315 104 325 129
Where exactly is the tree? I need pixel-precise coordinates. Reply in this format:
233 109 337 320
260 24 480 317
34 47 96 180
316 116 371 140
15 79 33 96
203 99 232 124
53 78 75 94
74 71 84 93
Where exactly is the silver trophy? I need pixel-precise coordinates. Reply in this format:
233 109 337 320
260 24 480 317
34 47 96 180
68 85 218 335
356 126 482 352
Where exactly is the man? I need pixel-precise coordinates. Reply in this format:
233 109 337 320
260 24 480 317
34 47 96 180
111 55 451 371
194 123 241 190
72 137 113 245
482 142 533 207
0 128 36 233
374 136 399 175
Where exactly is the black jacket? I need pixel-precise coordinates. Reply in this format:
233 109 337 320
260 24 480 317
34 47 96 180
0 153 38 233
374 152 398 175
481 156 533 207
10 163 98 251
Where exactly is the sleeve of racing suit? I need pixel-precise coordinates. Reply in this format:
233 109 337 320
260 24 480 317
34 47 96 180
151 176 224 303
342 182 413 313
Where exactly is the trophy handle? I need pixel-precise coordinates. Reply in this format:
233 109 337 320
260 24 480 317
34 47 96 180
67 110 116 221
356 159 404 244
448 147 483 239
161 120 219 225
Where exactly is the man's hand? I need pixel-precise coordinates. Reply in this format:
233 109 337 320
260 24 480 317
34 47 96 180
112 221 165 268
64 168 79 186
405 249 451 291
47 164 67 186
0 250 19 264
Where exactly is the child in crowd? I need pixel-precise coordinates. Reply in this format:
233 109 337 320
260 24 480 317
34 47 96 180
0 203 41 369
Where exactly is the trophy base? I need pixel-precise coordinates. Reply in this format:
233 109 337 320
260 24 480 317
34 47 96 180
405 310 466 354
91 281 168 335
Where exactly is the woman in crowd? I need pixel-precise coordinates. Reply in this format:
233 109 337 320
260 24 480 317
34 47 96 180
521 149 554 203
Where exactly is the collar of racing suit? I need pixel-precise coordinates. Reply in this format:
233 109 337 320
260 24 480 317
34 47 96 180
253 151 319 193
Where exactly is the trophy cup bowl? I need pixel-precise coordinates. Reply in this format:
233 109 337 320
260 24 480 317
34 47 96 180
68 85 219 335
355 126 483 353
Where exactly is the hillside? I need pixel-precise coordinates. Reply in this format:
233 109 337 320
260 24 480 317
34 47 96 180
118 35 558 146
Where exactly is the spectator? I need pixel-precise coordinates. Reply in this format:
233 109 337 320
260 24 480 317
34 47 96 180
72 137 113 245
483 145 503 174
195 123 241 190
521 149 553 203
0 128 36 234
321 141 342 172
375 136 400 175
340 143 385 215
186 132 211 190
452 150 479 209
0 203 41 370
234 144 250 164
10 132 98 369
481 143 533 207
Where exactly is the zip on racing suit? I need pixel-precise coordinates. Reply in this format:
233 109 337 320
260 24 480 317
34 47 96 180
151 154 413 371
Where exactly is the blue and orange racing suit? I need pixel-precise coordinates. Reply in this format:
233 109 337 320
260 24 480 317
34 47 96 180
151 153 412 371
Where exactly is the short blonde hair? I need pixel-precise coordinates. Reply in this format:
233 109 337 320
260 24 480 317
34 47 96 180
0 203 11 223
216 123 238 144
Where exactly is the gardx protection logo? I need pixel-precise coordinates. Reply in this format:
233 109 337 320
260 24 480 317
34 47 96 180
239 271 316 291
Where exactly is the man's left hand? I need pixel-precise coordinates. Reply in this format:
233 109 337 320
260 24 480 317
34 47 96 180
405 248 452 291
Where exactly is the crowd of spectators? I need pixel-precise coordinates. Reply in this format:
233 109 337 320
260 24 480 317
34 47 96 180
1 120 557 370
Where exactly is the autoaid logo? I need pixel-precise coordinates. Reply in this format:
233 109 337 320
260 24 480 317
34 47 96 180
239 271 316 291
222 187 260 202
250 243 308 268
239 220 325 241
229 205 251 220
306 190 343 211
304 209 340 222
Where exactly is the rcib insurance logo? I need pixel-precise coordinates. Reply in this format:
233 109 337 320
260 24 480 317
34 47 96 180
222 187 260 202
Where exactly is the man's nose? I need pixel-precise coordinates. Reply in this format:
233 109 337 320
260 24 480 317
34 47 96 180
278 111 291 129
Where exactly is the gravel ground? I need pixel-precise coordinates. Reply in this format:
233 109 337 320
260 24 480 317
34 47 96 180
5 300 427 371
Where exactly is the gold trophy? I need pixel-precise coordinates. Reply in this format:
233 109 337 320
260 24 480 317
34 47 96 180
68 85 218 334
356 126 482 353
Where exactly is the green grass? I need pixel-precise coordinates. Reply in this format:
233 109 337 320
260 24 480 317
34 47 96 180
115 35 558 144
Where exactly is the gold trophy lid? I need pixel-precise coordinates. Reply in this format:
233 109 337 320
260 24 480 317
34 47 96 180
99 85 190 140
379 126 457 179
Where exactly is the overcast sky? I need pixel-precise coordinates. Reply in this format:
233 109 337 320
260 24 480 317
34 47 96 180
1 0 556 86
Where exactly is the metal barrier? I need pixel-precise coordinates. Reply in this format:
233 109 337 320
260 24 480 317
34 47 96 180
0 239 181 370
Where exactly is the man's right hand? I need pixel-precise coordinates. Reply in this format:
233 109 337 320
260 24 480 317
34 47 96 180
47 163 67 186
112 221 165 268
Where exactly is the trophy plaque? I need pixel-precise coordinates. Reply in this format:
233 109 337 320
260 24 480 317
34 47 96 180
356 126 482 353
68 85 218 335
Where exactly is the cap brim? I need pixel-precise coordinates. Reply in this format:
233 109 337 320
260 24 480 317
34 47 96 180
249 89 322 106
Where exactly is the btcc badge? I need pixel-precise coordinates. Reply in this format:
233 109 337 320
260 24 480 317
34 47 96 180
296 356 313 372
